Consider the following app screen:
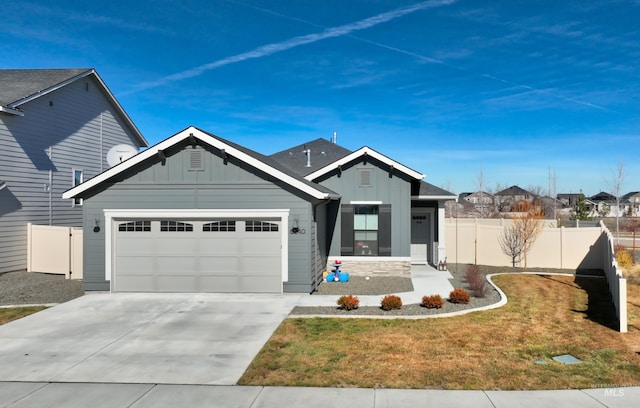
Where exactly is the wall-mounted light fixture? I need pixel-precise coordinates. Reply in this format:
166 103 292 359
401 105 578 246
290 219 306 234
93 219 101 233
290 219 300 234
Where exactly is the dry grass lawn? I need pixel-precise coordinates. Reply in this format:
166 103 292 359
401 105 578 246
0 306 46 325
240 274 640 390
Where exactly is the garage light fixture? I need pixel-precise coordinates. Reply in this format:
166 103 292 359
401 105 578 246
93 219 101 233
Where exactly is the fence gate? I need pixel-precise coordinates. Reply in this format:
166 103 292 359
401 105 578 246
26 223 83 280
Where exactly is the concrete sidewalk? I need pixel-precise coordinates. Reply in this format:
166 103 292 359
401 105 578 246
1 382 638 407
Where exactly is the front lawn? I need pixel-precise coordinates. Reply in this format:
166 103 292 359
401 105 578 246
0 306 46 325
239 274 640 390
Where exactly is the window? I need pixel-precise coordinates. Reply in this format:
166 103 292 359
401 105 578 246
73 169 83 206
341 204 391 256
245 220 279 232
118 221 151 232
354 205 379 255
160 221 193 232
203 221 236 232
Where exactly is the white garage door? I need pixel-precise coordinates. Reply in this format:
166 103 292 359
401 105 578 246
113 219 282 293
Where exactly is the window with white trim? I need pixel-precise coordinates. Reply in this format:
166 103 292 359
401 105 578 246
118 221 151 232
160 221 193 232
354 205 378 255
203 221 236 232
245 220 279 232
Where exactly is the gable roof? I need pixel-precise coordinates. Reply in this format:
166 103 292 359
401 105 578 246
589 191 617 202
495 185 532 196
0 68 147 147
269 138 352 177
414 181 457 200
303 146 425 181
63 126 339 201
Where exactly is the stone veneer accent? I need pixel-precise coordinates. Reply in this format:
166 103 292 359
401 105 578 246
327 260 411 276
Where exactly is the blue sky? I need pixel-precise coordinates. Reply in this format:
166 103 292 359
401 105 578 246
3 0 639 196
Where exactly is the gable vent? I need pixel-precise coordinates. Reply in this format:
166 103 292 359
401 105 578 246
359 169 372 187
189 150 204 171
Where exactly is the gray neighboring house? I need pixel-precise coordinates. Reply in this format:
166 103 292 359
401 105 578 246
494 185 534 212
64 127 455 294
0 69 147 274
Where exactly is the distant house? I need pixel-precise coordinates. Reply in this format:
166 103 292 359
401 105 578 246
458 191 495 217
588 191 618 217
557 193 584 208
621 192 640 217
63 127 456 294
494 185 534 212
0 68 147 274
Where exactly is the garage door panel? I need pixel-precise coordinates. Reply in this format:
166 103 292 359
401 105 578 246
156 276 198 292
116 256 155 275
198 276 281 293
116 275 156 292
155 238 200 254
240 256 280 275
200 238 242 255
198 257 240 274
154 257 198 275
114 218 283 293
116 238 154 255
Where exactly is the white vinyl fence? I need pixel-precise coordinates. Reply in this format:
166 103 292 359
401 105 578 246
27 223 83 280
445 218 627 332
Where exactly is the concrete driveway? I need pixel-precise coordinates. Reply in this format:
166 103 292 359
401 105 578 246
0 293 301 385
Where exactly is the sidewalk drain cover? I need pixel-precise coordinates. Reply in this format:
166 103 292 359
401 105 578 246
552 354 582 364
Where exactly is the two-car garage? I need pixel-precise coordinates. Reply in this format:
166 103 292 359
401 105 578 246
107 210 288 293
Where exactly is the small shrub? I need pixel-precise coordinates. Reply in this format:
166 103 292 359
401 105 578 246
336 294 359 310
421 294 443 309
615 246 634 270
449 288 470 304
465 264 488 298
380 295 402 311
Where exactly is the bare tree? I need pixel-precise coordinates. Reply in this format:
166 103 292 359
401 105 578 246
605 160 625 244
476 168 486 218
624 216 640 252
498 209 544 269
515 210 544 268
499 223 523 267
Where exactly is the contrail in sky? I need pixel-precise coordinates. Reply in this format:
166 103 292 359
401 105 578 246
230 0 609 112
128 0 456 93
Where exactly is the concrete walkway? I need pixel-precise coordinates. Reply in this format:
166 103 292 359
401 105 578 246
294 264 455 307
1 265 638 407
1 382 638 407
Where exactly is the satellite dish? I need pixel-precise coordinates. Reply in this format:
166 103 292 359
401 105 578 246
106 144 138 167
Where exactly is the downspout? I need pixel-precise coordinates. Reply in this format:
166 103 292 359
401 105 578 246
48 146 53 225
100 112 104 172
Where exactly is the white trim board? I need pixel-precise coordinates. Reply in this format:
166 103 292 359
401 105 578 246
304 146 424 181
64 126 335 201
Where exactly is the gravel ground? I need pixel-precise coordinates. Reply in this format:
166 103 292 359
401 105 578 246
290 264 584 316
0 271 84 306
0 264 588 311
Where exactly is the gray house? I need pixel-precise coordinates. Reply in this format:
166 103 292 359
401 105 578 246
64 126 455 294
0 69 147 274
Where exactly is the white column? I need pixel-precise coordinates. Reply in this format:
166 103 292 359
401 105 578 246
437 202 446 264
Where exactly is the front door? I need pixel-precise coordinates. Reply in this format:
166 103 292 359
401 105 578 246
411 212 431 264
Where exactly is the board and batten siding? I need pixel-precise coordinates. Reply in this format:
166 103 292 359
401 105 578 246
0 75 141 274
316 157 412 258
82 144 319 293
